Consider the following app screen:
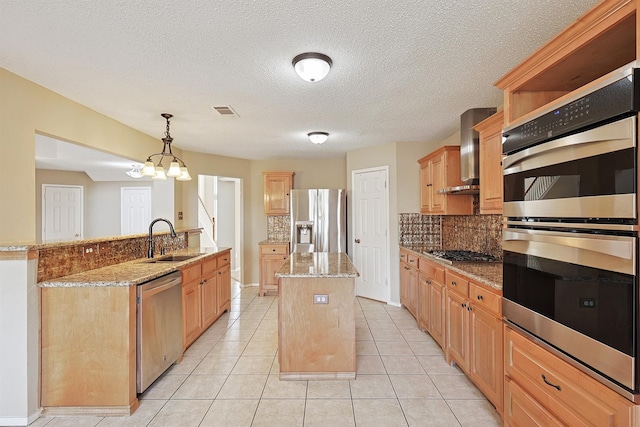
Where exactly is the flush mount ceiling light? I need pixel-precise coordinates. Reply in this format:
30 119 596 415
141 113 192 181
308 132 329 145
125 164 143 178
292 52 333 82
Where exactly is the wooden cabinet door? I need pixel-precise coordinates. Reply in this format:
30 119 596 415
430 153 445 214
446 290 469 371
201 270 217 328
419 162 432 214
217 263 231 314
407 266 418 318
478 111 504 214
183 279 202 349
417 274 430 331
428 280 445 349
263 172 293 215
400 262 410 307
469 304 503 412
261 255 286 295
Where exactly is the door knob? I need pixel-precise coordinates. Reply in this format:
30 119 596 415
355 239 361 243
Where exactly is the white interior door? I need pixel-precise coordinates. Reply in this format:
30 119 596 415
42 185 83 242
121 187 152 235
352 167 389 302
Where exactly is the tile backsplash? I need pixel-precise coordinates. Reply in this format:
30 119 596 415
37 232 188 282
267 215 290 241
399 213 502 259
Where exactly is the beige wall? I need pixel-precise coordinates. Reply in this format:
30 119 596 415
0 68 165 244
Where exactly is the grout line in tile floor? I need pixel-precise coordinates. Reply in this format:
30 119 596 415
32 281 501 427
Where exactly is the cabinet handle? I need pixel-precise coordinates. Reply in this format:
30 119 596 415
409 259 415 263
477 295 483 301
426 280 431 284
461 303 466 308
272 249 276 252
426 184 432 187
467 306 472 311
451 281 457 286
541 374 561 391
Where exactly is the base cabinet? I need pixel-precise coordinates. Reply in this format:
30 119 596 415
181 250 232 350
445 270 503 414
259 243 289 296
504 326 638 427
399 248 419 318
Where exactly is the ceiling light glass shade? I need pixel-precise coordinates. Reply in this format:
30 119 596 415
141 113 191 181
176 166 192 181
152 166 167 180
293 53 332 82
126 164 143 178
141 160 157 176
166 160 182 177
308 132 329 144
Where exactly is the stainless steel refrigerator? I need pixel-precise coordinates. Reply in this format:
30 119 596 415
290 189 346 253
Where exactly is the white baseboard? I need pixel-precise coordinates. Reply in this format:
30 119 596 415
0 409 41 427
387 301 402 308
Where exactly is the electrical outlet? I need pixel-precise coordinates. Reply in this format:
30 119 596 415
313 294 329 304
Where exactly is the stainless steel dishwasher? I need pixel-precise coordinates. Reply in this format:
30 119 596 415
137 270 183 393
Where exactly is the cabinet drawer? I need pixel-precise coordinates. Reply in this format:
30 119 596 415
217 252 231 267
445 270 468 296
469 282 501 317
419 258 444 283
505 327 635 427
181 262 202 284
261 244 288 255
406 253 418 268
202 256 218 275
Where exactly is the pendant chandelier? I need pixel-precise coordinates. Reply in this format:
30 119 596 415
141 113 192 181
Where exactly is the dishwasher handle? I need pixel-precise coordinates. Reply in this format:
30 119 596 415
138 272 182 300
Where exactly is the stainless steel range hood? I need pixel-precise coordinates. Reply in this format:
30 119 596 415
439 107 497 195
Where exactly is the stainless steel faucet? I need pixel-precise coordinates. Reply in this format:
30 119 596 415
148 218 178 258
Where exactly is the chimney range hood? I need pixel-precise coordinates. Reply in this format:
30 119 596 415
439 107 497 195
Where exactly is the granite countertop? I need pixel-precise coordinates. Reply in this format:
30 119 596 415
275 252 359 278
38 246 230 288
401 245 503 291
259 239 290 245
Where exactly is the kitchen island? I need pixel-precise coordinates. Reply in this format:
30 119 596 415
275 252 359 380
37 247 230 416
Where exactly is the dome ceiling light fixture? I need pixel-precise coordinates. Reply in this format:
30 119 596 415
308 131 329 145
141 113 192 181
292 52 333 82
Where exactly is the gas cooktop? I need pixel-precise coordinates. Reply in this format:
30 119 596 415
424 250 500 264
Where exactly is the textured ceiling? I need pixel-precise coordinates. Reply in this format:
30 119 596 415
1 0 599 161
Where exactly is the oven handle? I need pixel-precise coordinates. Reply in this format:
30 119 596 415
503 116 635 174
503 228 635 275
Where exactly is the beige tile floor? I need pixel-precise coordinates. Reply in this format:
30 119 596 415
32 282 501 427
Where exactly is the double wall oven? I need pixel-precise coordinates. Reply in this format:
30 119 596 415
501 63 640 401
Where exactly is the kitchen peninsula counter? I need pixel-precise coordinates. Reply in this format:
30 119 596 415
275 252 359 380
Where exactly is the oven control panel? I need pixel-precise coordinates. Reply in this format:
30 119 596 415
503 69 639 155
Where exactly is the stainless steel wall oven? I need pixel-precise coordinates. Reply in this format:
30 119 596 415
501 63 640 401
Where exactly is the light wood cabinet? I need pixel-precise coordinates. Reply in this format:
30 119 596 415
504 326 638 427
216 254 231 314
476 110 504 214
263 172 294 215
399 248 418 318
417 257 446 350
445 270 503 414
418 146 473 215
259 243 289 296
494 0 637 127
41 286 138 414
181 250 232 350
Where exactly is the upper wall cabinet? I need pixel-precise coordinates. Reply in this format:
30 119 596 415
476 111 504 215
495 0 637 127
418 146 473 215
263 172 294 215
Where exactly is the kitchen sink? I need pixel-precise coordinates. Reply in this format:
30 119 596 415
145 254 202 263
